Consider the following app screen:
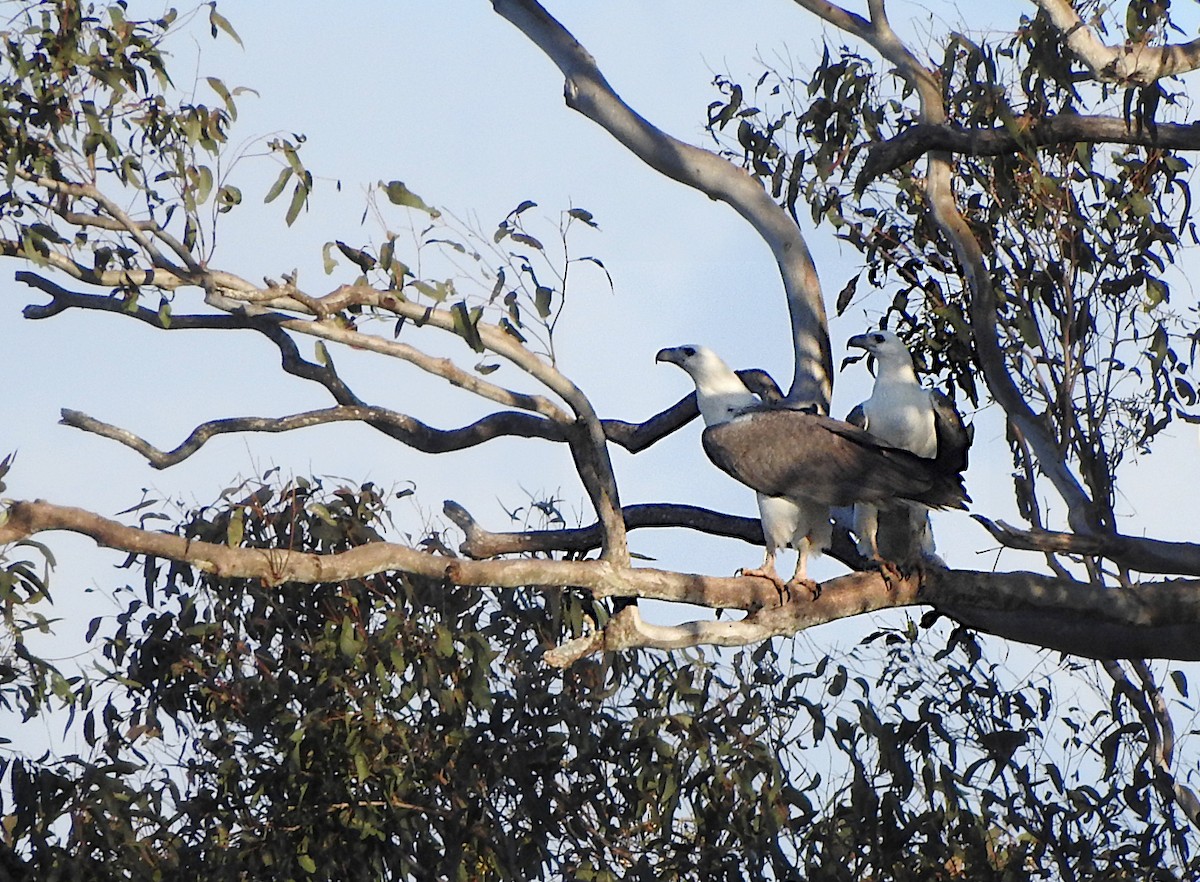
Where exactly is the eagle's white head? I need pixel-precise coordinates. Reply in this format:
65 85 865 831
847 329 909 359
847 329 918 379
656 344 760 426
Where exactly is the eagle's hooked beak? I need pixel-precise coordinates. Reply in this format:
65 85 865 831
845 333 880 374
655 346 687 366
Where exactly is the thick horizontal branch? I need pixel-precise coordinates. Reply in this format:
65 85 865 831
976 517 1200 577
860 115 1200 186
577 571 917 663
445 499 765 556
923 568 1200 660
6 498 1200 663
0 499 782 610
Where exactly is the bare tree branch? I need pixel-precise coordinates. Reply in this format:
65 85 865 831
204 280 630 562
445 499 863 566
976 516 1200 577
445 499 765 557
21 274 792 481
0 240 188 289
1032 0 1200 85
0 498 778 610
493 0 832 413
203 286 578 422
858 116 1200 187
17 273 571 420
5 498 1200 663
601 367 780 453
596 570 924 659
60 407 567 468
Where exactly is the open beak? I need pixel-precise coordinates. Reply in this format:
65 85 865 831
846 334 873 351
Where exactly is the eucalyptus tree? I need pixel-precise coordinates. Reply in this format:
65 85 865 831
4 0 1200 878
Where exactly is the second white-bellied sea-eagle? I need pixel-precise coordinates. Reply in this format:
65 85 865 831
657 344 968 598
845 330 972 570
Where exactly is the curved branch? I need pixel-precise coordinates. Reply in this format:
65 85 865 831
210 281 628 562
493 0 832 412
859 116 1200 186
598 575 904 657
1033 0 1200 85
793 0 939 108
602 397 697 453
22 275 784 471
17 272 570 420
601 368 779 454
203 287 574 421
60 407 565 468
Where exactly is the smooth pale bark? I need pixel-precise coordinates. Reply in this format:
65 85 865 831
1033 0 1200 84
5 498 1200 664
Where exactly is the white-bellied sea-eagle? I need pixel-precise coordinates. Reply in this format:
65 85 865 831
658 344 968 598
845 330 972 570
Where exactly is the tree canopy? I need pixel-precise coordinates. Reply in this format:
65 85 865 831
4 0 1200 878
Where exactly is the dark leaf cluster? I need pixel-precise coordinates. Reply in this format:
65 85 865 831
3 477 1198 880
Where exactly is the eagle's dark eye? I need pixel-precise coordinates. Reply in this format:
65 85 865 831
683 346 696 356
873 333 885 343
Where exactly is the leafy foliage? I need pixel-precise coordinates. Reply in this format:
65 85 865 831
3 0 1200 879
3 476 1198 879
330 187 610 365
0 1 251 271
705 12 1200 530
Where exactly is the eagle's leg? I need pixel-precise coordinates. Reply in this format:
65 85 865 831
873 559 904 590
739 550 790 604
782 542 822 602
854 503 903 589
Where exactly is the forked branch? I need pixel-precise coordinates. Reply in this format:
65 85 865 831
1033 0 1200 85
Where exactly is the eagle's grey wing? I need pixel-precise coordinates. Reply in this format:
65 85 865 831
931 390 972 475
805 413 970 507
702 411 968 509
